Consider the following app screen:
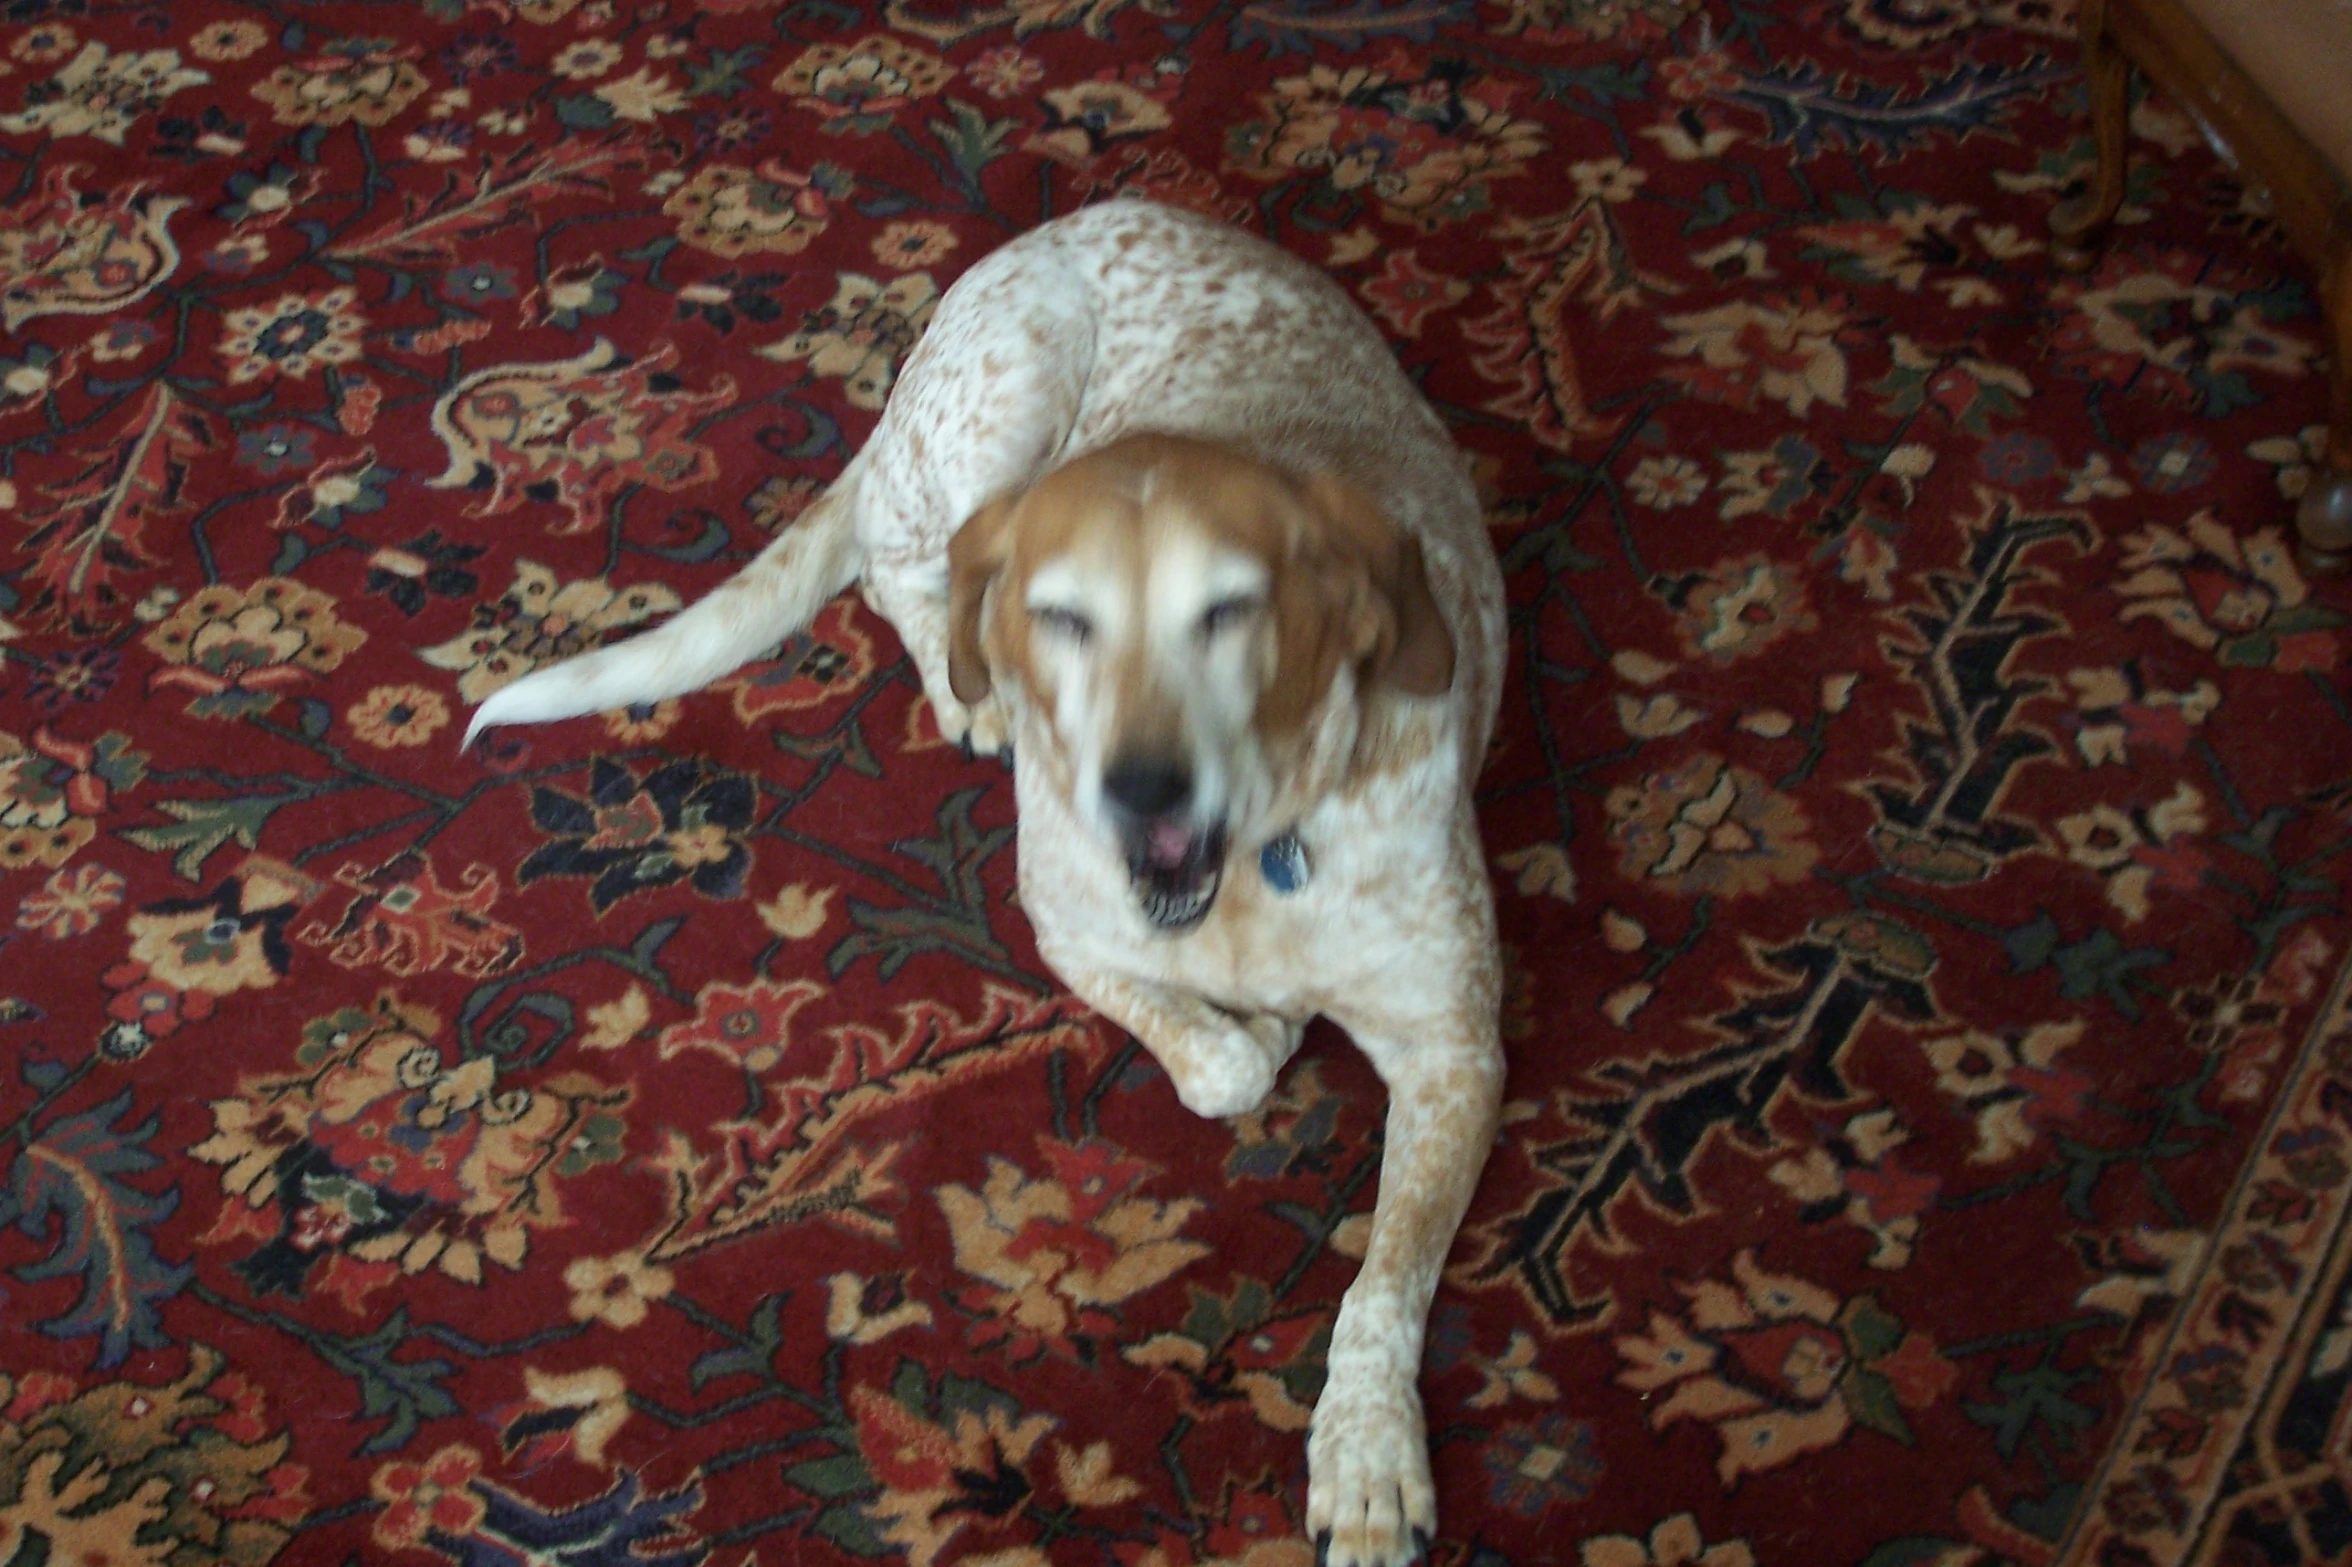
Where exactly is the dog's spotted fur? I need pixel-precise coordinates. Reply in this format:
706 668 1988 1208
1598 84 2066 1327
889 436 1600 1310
465 201 1510 1567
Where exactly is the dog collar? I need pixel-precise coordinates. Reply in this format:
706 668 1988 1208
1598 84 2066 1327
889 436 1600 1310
1260 831 1310 895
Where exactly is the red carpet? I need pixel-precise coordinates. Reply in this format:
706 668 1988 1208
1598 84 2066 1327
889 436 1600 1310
4 2 2352 1564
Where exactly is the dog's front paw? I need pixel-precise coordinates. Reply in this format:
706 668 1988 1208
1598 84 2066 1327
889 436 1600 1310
932 690 1010 758
1164 1021 1283 1119
1307 1370 1435 1567
1246 1013 1306 1076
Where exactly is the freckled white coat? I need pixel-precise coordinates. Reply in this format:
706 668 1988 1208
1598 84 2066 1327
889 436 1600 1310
464 200 1511 1567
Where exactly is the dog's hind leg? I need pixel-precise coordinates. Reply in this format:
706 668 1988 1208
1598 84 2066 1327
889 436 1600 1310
863 562 1008 757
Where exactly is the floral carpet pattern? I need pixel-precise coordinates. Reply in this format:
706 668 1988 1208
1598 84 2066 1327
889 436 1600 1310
3 1 2352 1564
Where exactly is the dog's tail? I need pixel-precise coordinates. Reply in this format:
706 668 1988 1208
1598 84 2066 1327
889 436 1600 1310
462 447 871 748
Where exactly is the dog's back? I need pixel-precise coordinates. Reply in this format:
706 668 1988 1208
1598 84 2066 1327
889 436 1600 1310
468 201 1505 772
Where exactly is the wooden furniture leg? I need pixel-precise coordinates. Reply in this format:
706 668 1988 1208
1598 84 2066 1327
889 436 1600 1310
2047 0 2352 571
2301 251 2352 570
2052 0 2131 273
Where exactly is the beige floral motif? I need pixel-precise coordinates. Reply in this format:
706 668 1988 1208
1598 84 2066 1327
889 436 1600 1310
120 869 307 998
1714 439 1822 524
1581 1512 1755 1567
217 286 367 382
422 339 732 533
939 1138 1209 1360
2054 254 2311 402
550 39 621 79
0 41 208 143
0 166 189 332
846 1384 1060 1567
10 22 78 62
189 20 269 61
1922 1020 2092 1163
664 162 835 258
369 1443 486 1549
1614 691 1706 740
564 1249 676 1329
1464 1330 1563 1410
1225 59 1546 229
1642 109 1742 162
998 0 1145 32
2064 664 2218 767
1570 156 1645 203
2248 425 2330 501
826 1271 937 1344
144 577 365 718
1675 555 1818 663
1615 1249 1956 1484
0 728 140 869
347 684 450 748
251 45 428 127
757 271 938 409
0 1347 306 1564
1797 199 1980 294
1766 1109 1927 1269
1606 753 1818 898
967 47 1043 98
2056 782 2208 923
872 219 957 269
194 994 629 1296
420 561 682 704
1498 842 1578 901
1659 293 1851 415
2114 511 2341 673
594 67 688 123
2075 1227 2207 1320
1026 78 1171 164
518 1367 631 1467
759 883 837 940
17 861 127 937
1626 455 1708 509
773 35 954 124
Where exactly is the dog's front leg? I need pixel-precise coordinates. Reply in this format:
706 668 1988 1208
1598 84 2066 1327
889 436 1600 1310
1046 957 1302 1119
1312 988 1506 1567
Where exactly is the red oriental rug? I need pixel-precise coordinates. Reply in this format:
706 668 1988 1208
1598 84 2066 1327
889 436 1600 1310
5 2 2352 1565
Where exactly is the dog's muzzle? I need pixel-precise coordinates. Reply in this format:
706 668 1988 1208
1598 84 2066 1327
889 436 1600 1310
1130 817 1227 930
1102 756 1226 930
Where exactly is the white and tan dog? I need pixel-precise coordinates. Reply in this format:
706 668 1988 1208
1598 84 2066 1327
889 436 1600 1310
465 199 1508 1567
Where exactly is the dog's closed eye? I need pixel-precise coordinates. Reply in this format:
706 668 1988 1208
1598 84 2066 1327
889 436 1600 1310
1198 595 1259 639
1031 605 1094 646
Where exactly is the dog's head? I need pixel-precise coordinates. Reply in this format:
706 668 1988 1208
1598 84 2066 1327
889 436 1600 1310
947 434 1453 931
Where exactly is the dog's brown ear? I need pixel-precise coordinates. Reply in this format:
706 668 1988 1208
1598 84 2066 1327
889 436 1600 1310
1301 473 1455 698
947 495 1017 704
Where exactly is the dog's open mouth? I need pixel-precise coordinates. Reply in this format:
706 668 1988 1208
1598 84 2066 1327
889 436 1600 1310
1130 818 1227 931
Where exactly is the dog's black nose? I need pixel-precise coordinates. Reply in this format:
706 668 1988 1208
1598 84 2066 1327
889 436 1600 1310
1103 758 1192 819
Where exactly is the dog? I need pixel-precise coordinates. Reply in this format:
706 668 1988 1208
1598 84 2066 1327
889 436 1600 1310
465 199 1509 1567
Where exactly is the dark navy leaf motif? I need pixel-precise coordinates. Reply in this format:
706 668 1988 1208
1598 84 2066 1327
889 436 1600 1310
2 1090 194 1366
1732 58 2066 158
442 1468 708 1567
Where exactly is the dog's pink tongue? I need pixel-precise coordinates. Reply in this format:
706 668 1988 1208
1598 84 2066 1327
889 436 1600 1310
1146 821 1192 870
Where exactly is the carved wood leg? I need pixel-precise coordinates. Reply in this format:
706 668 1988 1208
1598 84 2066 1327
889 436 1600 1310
2299 248 2352 573
2052 0 2130 274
